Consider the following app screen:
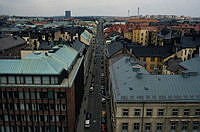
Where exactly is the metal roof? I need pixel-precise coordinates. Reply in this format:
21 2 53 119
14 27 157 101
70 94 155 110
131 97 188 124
0 45 78 75
179 57 200 73
109 56 200 103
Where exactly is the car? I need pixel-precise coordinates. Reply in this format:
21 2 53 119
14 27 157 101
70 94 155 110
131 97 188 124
101 90 105 95
101 117 106 124
101 85 105 90
102 97 106 103
101 111 107 117
84 120 90 128
89 87 94 93
101 124 107 132
101 73 104 77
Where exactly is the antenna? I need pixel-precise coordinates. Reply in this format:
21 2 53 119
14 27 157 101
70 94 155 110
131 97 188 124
138 7 140 17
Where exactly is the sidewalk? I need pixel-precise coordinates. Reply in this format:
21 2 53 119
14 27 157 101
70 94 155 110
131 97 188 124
76 48 95 132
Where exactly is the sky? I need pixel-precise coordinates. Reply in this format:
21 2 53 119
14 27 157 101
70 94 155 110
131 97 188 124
0 0 200 17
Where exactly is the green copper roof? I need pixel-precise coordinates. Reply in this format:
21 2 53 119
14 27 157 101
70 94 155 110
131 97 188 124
0 45 78 75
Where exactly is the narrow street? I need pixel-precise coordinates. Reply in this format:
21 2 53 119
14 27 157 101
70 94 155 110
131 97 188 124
76 20 111 132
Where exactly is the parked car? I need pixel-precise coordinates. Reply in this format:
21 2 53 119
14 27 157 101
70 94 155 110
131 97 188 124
102 97 106 103
89 87 94 93
101 124 107 132
101 111 107 117
101 117 106 124
101 85 105 90
84 120 90 128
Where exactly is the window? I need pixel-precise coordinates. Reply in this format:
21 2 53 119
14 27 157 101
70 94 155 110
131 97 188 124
145 123 151 130
25 76 33 84
3 91 7 98
42 76 50 84
14 91 19 98
150 64 154 70
146 109 152 116
133 123 140 130
158 109 164 116
40 92 48 99
134 109 141 116
50 104 55 110
47 115 53 122
33 76 41 84
171 122 177 130
40 115 44 121
172 109 178 116
184 109 190 116
122 109 129 116
157 123 163 130
158 58 162 62
122 123 128 130
8 91 13 98
150 57 155 62
16 76 24 84
59 115 65 121
181 122 188 130
50 76 58 84
57 92 66 99
195 109 200 116
0 76 7 84
192 121 199 130
8 76 15 84
39 104 44 110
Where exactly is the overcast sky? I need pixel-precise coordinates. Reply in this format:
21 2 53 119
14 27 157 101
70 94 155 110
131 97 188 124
0 0 200 17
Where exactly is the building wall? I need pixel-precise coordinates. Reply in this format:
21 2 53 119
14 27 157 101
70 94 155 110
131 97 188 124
113 102 200 132
0 44 25 58
132 30 149 46
139 57 163 73
0 86 69 132
124 32 132 40
54 31 71 41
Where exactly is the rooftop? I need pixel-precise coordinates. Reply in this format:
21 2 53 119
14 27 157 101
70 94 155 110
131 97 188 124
109 56 200 103
106 41 124 58
0 36 25 51
0 45 78 75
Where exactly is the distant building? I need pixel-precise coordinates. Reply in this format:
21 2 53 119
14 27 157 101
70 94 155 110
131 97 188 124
0 36 26 58
65 11 71 18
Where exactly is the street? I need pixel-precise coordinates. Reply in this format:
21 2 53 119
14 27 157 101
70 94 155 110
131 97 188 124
76 20 111 132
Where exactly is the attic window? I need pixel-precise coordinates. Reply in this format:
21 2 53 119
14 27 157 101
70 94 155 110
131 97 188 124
144 87 149 91
129 87 133 90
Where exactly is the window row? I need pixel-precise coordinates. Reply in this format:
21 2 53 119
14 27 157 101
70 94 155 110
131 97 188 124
0 91 66 99
0 114 66 122
0 126 66 132
122 121 200 131
0 76 59 85
122 108 200 117
0 103 66 111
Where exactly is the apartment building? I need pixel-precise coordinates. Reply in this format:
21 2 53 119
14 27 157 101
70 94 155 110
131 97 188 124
0 45 84 132
0 36 26 58
109 55 200 132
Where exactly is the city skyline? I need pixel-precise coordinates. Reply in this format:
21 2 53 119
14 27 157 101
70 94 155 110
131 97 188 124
0 0 200 17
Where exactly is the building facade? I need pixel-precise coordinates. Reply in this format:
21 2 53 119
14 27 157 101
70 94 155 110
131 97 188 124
109 55 200 132
0 45 84 132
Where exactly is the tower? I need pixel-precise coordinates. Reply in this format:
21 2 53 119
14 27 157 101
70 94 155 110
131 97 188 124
65 11 71 18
